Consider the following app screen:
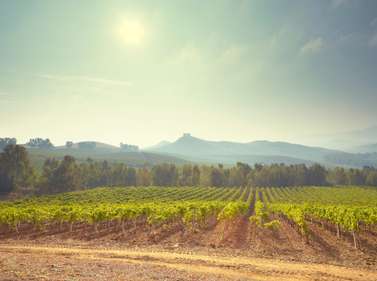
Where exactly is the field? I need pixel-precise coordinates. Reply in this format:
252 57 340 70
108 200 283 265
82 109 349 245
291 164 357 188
1 186 377 281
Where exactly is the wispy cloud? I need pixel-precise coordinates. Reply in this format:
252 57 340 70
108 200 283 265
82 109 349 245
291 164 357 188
369 32 377 48
172 46 201 65
36 74 132 86
371 17 377 27
219 45 248 65
0 91 15 103
331 0 348 8
300 37 325 55
0 91 12 97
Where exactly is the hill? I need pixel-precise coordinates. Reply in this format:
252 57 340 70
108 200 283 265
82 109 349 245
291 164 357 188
324 151 377 168
27 144 187 169
54 141 120 151
351 143 377 153
6 137 377 168
146 133 339 165
309 125 377 150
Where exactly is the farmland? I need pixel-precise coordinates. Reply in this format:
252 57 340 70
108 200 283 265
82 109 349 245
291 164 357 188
1 186 377 280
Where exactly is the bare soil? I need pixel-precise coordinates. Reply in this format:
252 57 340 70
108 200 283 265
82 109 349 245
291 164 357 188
1 243 377 281
0 217 376 280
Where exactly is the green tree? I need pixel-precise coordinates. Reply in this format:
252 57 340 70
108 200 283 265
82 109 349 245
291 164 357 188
0 144 35 193
179 164 193 186
126 167 137 186
347 169 365 185
192 165 200 186
27 138 54 149
327 167 347 185
46 156 81 193
136 167 151 186
365 170 377 186
0 138 17 150
152 164 178 186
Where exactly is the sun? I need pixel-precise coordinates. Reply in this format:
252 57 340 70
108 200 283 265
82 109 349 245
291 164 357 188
116 19 145 46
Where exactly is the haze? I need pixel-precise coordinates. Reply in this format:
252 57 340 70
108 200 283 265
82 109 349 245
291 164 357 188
1 0 377 147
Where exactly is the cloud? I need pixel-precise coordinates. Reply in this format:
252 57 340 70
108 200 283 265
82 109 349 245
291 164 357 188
371 17 377 27
0 92 15 103
218 45 248 65
331 0 348 8
36 74 132 86
369 33 377 48
172 46 201 64
300 37 325 55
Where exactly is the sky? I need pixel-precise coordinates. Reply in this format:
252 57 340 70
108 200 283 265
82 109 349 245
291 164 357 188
1 0 377 147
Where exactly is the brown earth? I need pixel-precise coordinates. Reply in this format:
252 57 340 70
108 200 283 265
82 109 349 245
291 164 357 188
1 243 377 281
0 217 376 280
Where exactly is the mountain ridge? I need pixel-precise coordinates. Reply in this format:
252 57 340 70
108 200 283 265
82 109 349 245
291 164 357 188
147 133 341 164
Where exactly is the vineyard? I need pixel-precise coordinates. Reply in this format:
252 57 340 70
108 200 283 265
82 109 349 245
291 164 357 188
1 186 377 254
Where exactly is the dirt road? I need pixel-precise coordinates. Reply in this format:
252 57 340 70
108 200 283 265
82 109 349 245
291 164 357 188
0 244 376 281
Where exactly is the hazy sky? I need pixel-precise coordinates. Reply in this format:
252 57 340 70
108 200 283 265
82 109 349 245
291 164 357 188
1 0 377 147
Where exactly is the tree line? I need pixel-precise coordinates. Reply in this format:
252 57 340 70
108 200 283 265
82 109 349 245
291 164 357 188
0 137 139 151
1 144 377 195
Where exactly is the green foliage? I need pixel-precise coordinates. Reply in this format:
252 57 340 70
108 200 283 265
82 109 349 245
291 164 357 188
0 138 17 150
270 203 308 235
0 145 35 193
269 202 377 236
1 185 376 249
151 164 178 186
26 138 53 149
249 200 280 230
249 201 268 227
217 202 248 221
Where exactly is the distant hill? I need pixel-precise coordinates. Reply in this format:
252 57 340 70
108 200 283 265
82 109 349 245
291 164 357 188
324 152 377 168
54 141 119 151
309 125 377 150
146 133 340 165
145 140 171 151
8 136 377 169
188 154 313 166
26 143 187 170
350 143 377 153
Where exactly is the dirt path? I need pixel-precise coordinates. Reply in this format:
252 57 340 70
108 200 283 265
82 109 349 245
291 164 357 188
1 244 376 281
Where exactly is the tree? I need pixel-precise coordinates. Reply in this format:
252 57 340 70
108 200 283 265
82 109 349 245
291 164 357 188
179 164 193 186
110 163 127 186
0 138 16 150
39 158 60 193
327 167 347 185
210 166 225 187
192 165 200 186
366 170 377 186
136 167 151 186
152 164 178 186
0 144 34 193
99 161 111 186
126 167 137 186
347 169 365 185
228 167 243 187
236 162 251 186
27 138 54 149
120 143 139 152
44 156 81 193
308 164 327 186
66 141 74 148
291 164 308 186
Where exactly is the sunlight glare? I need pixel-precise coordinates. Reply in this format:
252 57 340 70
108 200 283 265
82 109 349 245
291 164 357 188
116 18 145 46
